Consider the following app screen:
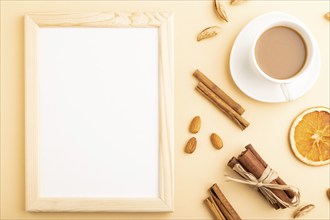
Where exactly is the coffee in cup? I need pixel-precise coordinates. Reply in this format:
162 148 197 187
250 21 314 85
254 26 307 80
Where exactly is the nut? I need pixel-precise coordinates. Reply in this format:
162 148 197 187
210 133 223 149
197 26 221 41
185 137 197 154
189 116 201 133
293 204 315 219
231 0 244 5
325 12 330 21
214 0 228 22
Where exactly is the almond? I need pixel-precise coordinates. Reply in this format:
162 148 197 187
189 116 201 133
293 204 315 219
325 12 330 21
231 0 244 5
210 133 223 149
185 137 197 154
197 26 221 41
327 188 330 200
214 0 228 22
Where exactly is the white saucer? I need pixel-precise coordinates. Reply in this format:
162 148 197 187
230 12 321 103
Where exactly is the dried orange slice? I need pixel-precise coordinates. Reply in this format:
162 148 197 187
290 107 330 166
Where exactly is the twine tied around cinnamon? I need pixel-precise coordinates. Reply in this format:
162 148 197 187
225 163 300 208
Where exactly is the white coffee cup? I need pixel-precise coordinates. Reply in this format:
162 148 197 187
249 20 315 85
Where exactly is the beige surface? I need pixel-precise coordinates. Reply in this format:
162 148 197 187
1 0 329 219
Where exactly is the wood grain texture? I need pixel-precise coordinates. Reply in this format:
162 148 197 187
25 15 40 212
28 12 171 27
158 12 174 212
25 12 174 212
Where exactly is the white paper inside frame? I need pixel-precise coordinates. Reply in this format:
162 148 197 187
38 28 159 198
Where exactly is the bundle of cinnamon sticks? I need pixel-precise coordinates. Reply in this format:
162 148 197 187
227 144 299 209
204 183 241 220
193 69 249 130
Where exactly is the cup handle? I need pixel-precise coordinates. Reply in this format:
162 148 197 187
280 84 292 102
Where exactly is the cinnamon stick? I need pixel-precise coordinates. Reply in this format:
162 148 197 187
196 86 233 121
196 82 249 130
193 69 245 115
227 156 280 210
210 184 241 220
238 150 290 208
245 144 295 199
205 196 226 220
228 145 294 209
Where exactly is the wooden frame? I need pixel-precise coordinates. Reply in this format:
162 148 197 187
25 12 174 212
